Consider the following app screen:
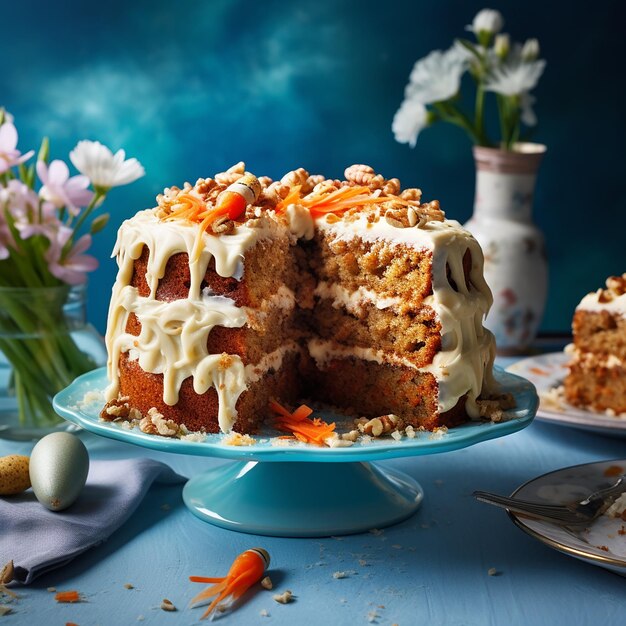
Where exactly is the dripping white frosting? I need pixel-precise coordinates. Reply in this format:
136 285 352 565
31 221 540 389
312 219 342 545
105 196 496 432
316 212 496 418
105 209 281 432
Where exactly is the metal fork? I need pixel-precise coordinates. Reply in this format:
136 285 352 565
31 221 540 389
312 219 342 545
473 476 625 526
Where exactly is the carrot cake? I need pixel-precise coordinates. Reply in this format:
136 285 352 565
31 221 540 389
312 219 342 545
564 274 626 414
102 163 498 435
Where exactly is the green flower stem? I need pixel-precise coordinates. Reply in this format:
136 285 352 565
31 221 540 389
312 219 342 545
67 189 108 243
433 102 482 144
0 288 97 426
474 84 489 146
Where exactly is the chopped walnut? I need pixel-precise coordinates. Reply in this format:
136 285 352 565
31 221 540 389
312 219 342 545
304 174 325 194
404 425 416 438
215 162 246 186
272 590 293 604
341 429 360 442
195 177 217 196
0 561 14 585
476 393 515 422
383 178 401 195
139 408 179 437
258 181 290 208
100 396 131 420
385 210 407 229
280 167 309 189
599 273 626 302
419 199 445 222
210 215 235 235
400 187 422 201
355 414 404 437
368 174 385 190
311 179 340 196
344 164 375 185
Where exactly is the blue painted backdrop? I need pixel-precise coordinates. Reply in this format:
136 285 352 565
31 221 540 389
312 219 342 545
2 0 625 333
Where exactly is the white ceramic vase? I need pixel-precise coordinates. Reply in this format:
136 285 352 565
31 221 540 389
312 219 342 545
464 143 547 354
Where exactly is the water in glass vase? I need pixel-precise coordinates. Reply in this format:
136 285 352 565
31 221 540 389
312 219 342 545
0 284 106 440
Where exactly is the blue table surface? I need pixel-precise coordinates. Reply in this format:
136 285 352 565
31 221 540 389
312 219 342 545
2 350 625 626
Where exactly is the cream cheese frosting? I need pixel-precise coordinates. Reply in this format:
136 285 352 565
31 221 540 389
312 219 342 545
105 167 497 432
577 290 626 317
105 209 281 432
316 212 495 418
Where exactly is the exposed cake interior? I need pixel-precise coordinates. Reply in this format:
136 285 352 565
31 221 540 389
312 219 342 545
564 274 626 414
103 163 498 436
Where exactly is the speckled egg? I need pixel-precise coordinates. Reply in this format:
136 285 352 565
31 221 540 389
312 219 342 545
29 432 89 511
0 455 31 495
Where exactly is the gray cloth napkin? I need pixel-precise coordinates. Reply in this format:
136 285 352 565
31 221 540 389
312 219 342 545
0 458 185 584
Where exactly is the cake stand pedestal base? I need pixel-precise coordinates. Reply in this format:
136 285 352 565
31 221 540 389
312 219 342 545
182 461 423 537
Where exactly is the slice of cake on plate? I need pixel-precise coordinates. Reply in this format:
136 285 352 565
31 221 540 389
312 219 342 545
564 274 626 414
102 163 502 437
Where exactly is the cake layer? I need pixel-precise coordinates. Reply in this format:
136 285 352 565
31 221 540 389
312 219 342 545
564 360 626 414
303 352 468 429
309 235 434 306
130 238 300 308
572 309 626 360
119 347 303 433
311 295 440 368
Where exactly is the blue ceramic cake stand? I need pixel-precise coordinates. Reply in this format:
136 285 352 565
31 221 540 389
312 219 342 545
53 366 537 537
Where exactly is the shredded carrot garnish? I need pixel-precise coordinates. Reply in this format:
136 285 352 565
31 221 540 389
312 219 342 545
276 183 410 218
274 185 303 213
55 590 80 603
269 400 335 446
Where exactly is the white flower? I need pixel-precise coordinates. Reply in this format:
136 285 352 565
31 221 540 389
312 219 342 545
520 93 537 126
521 38 540 61
466 9 504 36
494 34 510 59
392 99 428 148
405 46 468 104
70 140 145 190
484 58 546 96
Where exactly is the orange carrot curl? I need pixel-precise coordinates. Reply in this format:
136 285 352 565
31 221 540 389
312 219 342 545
163 173 262 260
189 548 270 619
54 590 81 603
275 183 410 218
269 400 336 446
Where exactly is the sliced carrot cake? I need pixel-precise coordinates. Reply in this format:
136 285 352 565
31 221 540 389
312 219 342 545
102 163 498 435
564 274 626 414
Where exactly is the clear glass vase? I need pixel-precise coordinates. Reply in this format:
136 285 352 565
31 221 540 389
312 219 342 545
0 284 107 440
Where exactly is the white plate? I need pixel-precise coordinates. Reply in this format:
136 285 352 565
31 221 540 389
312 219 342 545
508 460 626 576
506 352 626 437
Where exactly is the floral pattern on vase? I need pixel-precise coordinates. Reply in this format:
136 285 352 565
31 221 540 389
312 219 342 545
464 143 547 354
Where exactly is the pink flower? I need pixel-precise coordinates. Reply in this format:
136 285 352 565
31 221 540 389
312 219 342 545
45 226 98 285
0 122 34 174
37 159 93 215
0 217 14 260
0 179 57 240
